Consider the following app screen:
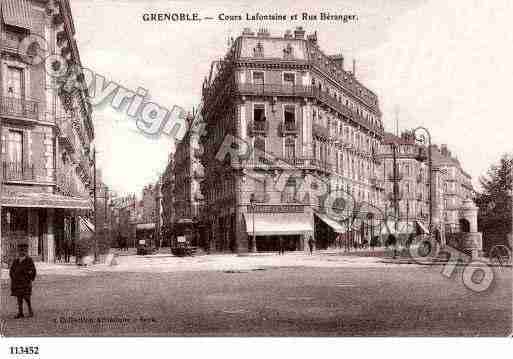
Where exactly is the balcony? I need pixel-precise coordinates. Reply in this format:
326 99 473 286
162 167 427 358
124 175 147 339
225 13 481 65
248 120 269 137
279 121 298 136
387 172 403 182
236 83 382 135
2 162 54 183
56 117 78 153
249 192 270 203
312 123 329 140
281 191 302 203
0 97 39 121
0 33 22 54
237 83 312 97
309 158 333 173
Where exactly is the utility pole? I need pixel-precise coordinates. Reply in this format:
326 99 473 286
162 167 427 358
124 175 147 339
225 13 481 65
155 177 161 249
0 117 3 242
93 148 97 263
392 143 399 232
104 186 109 247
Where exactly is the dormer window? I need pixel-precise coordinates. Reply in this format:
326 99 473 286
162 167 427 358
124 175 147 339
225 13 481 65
283 43 294 59
253 41 264 57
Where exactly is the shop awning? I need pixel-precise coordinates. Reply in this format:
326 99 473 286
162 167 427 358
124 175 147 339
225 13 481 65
1 192 92 210
1 0 32 30
243 212 312 236
136 223 155 230
315 212 346 233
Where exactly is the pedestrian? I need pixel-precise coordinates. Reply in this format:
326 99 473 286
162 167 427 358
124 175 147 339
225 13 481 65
278 236 284 255
307 236 315 255
9 243 36 319
64 239 71 263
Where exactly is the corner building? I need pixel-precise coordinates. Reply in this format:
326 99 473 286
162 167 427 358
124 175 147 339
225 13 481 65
1 0 94 263
200 28 385 253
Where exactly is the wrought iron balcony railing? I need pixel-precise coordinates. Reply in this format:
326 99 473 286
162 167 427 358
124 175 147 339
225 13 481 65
236 83 383 134
248 120 269 137
279 121 298 136
0 96 39 120
250 192 270 203
2 161 55 183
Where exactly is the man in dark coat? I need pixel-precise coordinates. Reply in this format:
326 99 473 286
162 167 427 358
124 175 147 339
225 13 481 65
308 236 315 255
9 243 37 318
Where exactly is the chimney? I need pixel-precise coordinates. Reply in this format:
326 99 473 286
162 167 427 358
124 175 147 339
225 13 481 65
242 27 254 36
352 59 356 77
307 31 317 44
441 144 448 156
294 26 305 39
329 54 344 69
257 28 270 37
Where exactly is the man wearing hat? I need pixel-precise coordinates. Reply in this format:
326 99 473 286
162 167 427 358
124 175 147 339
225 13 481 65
9 243 37 318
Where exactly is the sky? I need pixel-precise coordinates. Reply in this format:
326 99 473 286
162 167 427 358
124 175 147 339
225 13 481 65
69 0 513 196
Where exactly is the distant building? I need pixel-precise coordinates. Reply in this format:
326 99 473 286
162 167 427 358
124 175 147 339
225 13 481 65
161 153 175 242
161 112 206 248
1 0 94 263
431 144 474 233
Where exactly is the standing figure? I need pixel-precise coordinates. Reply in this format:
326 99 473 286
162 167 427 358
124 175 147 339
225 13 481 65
308 236 315 255
278 236 285 255
9 244 37 319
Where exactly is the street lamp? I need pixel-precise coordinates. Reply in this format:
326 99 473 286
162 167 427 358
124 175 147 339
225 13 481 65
413 127 433 232
250 194 256 253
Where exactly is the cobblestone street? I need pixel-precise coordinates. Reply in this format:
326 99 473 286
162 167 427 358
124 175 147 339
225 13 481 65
2 252 511 336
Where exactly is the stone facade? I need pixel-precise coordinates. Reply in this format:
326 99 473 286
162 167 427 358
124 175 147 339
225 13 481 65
1 0 94 263
161 113 206 249
200 28 384 253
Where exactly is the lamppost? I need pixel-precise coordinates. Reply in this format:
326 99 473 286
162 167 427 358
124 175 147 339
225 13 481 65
250 194 256 253
93 148 98 263
412 127 433 232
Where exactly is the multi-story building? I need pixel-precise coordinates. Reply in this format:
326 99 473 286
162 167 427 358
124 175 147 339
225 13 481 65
160 153 174 241
169 113 206 248
431 144 474 233
1 0 94 263
380 131 430 230
379 131 475 240
200 27 384 252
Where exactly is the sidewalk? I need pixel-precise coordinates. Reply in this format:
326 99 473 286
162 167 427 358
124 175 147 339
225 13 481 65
1 250 410 279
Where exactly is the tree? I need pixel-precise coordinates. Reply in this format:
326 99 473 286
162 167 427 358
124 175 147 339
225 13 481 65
476 153 512 235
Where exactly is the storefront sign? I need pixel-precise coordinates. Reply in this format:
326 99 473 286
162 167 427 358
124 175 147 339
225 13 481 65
247 205 305 213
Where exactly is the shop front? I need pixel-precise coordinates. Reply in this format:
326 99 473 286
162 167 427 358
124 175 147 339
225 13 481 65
243 212 313 252
1 192 92 264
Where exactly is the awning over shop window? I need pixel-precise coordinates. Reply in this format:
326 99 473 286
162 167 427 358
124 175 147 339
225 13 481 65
1 192 92 210
1 0 32 30
243 212 312 236
315 212 346 233
136 223 155 230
